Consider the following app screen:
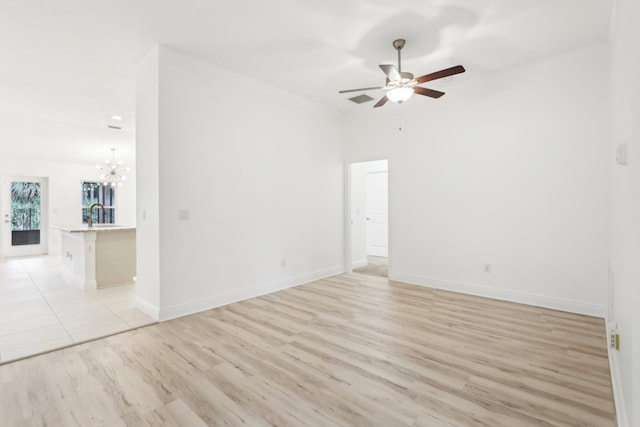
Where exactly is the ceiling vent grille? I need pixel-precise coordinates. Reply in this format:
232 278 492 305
349 94 374 104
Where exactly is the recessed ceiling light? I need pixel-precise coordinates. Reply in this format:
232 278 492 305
111 115 123 121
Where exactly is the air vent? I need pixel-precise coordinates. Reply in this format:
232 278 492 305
107 125 122 130
349 94 374 104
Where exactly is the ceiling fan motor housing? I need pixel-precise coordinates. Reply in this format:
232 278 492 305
399 72 414 83
387 72 415 87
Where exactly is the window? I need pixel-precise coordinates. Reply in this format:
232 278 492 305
82 182 115 224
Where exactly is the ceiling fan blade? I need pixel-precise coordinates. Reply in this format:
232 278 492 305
338 86 384 94
414 86 445 99
415 65 465 84
379 64 401 81
373 96 388 108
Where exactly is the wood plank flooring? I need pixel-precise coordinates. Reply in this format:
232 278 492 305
353 256 388 277
0 273 616 426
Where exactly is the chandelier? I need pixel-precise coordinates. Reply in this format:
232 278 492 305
97 148 130 187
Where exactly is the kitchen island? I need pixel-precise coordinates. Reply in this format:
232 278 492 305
53 225 136 290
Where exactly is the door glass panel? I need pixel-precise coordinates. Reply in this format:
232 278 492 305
10 181 41 246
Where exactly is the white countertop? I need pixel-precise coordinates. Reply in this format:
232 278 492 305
52 224 136 233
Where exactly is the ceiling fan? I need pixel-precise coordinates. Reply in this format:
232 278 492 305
339 39 466 108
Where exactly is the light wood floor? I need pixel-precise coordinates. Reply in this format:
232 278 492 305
0 273 615 426
353 256 388 278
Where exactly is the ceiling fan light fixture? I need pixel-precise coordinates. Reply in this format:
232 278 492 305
386 86 414 103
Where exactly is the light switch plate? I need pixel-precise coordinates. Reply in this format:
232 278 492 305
178 209 190 220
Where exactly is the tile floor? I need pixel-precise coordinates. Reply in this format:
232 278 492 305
0 254 155 363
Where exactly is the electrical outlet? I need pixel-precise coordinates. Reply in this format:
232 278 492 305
281 259 286 268
610 332 615 348
609 326 620 350
484 264 491 273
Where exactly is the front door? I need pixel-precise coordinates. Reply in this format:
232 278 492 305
366 171 388 257
2 177 48 257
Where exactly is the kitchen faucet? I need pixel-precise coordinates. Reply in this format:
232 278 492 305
89 203 106 228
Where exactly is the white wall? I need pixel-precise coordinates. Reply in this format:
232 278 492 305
137 46 345 320
345 43 610 317
0 157 136 258
609 0 640 424
134 46 161 316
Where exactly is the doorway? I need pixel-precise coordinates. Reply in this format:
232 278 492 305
2 176 49 257
349 160 388 278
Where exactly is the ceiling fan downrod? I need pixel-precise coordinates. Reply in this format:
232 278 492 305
393 39 406 72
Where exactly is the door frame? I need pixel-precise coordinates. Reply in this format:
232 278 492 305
2 176 49 258
344 159 391 276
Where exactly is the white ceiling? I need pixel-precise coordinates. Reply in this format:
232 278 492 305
0 0 612 164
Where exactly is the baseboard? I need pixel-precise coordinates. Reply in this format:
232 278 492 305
606 320 628 427
391 273 606 318
352 258 368 269
135 296 160 321
158 265 345 321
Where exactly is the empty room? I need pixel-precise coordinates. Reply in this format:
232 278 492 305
0 0 638 426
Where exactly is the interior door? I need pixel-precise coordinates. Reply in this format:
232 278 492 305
366 171 388 257
2 177 48 257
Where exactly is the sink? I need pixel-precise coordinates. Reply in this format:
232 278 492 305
89 224 122 229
